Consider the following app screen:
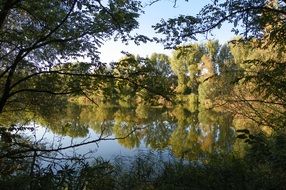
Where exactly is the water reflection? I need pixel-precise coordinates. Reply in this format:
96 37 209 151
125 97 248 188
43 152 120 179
16 103 237 160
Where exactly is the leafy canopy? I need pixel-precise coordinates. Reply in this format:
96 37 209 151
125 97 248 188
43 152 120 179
0 0 142 112
154 0 286 48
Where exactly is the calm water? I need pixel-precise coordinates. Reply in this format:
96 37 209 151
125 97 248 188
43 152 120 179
17 103 237 161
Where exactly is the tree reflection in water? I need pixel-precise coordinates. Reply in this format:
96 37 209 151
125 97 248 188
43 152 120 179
0 103 237 162
1 103 285 189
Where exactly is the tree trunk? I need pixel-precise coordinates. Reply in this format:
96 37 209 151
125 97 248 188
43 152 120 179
0 52 22 113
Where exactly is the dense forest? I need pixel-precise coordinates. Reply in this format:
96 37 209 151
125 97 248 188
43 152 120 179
0 0 286 189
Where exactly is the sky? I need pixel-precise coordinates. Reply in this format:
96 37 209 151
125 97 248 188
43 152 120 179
99 0 235 63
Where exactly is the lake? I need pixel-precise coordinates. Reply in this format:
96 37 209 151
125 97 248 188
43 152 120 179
1 102 280 189
7 103 240 163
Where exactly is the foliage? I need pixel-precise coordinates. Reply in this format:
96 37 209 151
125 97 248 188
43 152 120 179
1 0 286 189
154 0 286 48
0 0 142 113
151 0 286 129
2 133 286 190
111 54 175 106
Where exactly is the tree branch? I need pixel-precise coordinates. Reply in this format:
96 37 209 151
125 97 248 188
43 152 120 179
0 125 146 159
20 0 78 59
8 88 81 98
9 70 173 102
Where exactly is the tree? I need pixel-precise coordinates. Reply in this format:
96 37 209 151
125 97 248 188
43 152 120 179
170 43 204 95
154 0 286 48
226 41 286 129
0 0 142 113
103 54 175 107
155 0 286 129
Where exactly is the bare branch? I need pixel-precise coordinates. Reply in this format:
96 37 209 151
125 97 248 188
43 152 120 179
0 125 146 159
8 88 81 98
81 90 99 106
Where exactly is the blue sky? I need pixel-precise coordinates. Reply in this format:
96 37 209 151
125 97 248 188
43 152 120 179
99 0 234 63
